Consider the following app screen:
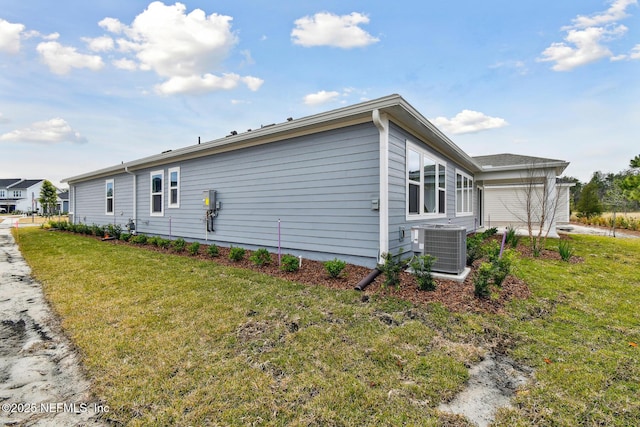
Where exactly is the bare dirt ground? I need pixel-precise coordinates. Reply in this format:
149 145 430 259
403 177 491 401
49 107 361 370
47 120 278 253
0 221 106 426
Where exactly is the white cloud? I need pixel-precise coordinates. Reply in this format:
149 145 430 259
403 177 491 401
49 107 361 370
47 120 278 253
0 118 88 144
539 0 637 71
0 112 10 124
566 0 637 29
630 44 640 59
291 12 379 48
303 90 341 106
155 73 263 95
36 41 104 75
0 18 25 54
431 110 508 135
97 1 260 95
83 36 114 52
113 58 138 71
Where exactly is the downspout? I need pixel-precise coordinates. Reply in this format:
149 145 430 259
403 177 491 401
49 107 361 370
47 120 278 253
372 109 389 263
124 166 137 232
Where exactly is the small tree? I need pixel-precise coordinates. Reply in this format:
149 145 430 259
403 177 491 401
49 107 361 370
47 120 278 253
576 179 602 218
621 154 640 203
38 180 58 217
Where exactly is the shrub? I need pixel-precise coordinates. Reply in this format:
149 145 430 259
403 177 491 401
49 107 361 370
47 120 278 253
474 262 494 298
147 236 161 247
378 251 402 289
250 248 271 267
280 254 299 272
188 241 200 255
172 238 186 252
558 240 574 262
120 233 131 242
91 224 105 237
157 238 171 249
483 240 501 264
481 227 498 239
505 226 520 248
324 258 347 279
207 244 219 257
410 254 437 291
229 246 246 262
130 234 148 245
105 224 122 239
466 234 484 266
492 250 515 287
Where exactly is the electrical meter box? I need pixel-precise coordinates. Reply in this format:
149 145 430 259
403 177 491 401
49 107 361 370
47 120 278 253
203 190 217 210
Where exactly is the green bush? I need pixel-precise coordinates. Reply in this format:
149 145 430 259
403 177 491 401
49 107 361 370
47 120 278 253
172 238 186 252
280 254 299 272
378 251 402 289
324 258 347 279
505 226 520 248
188 241 200 255
157 238 171 249
558 240 574 262
481 227 498 239
492 250 515 286
229 246 246 262
130 234 148 245
105 224 122 239
91 224 105 237
207 244 219 257
250 248 271 267
474 262 494 298
410 254 436 291
466 234 484 266
147 236 161 247
119 233 131 242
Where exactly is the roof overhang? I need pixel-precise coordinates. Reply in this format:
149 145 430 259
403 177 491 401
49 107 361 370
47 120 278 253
63 94 481 184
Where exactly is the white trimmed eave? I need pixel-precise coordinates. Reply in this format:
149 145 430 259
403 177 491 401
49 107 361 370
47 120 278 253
63 94 482 184
476 161 569 181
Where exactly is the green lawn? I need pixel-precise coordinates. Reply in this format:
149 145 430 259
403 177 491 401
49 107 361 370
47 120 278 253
15 228 640 426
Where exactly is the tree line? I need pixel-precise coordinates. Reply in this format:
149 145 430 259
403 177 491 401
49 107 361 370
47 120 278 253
564 154 640 218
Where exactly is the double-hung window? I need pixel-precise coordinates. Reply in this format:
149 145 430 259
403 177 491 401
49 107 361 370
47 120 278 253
150 170 164 216
168 167 180 208
407 141 447 218
105 179 114 215
456 170 474 215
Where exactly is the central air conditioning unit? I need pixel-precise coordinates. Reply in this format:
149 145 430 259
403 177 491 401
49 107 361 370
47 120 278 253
411 224 467 274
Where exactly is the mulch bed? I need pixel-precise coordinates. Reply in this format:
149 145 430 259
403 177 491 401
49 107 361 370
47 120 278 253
91 233 584 315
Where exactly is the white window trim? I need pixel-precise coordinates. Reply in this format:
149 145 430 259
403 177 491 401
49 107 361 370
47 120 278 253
406 140 447 221
150 170 164 217
455 169 474 217
105 179 114 216
168 167 180 208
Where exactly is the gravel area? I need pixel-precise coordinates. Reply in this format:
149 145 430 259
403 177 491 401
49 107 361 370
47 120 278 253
0 219 106 426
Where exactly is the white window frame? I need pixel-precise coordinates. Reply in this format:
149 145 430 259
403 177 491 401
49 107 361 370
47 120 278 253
105 179 114 216
406 140 447 220
168 167 180 208
12 190 22 198
455 169 474 216
150 170 164 216
0 190 5 198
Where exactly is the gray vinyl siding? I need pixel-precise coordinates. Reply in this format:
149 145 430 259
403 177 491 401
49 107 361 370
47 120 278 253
387 123 476 258
71 174 134 228
76 123 381 266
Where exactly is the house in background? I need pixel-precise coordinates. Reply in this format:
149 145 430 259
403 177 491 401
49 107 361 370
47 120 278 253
0 179 46 214
63 95 570 268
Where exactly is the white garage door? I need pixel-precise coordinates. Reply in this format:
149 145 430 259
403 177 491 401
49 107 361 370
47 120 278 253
483 185 544 228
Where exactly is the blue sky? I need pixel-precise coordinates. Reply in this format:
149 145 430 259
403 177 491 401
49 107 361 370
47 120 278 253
1 0 639 187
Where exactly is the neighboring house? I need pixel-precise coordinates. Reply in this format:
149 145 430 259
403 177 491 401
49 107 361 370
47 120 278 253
57 191 70 213
63 94 570 268
473 154 572 236
0 179 45 213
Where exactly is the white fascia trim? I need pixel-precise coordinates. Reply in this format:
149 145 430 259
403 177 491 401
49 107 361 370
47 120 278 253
373 109 389 262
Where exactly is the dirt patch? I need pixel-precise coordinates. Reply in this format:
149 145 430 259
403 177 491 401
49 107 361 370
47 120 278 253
438 353 532 427
0 226 107 426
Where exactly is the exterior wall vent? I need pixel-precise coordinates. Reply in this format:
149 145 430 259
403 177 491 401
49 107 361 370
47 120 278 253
411 225 466 274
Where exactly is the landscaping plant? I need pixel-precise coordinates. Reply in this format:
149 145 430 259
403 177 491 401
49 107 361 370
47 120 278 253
409 254 437 291
324 258 346 279
280 254 299 272
229 246 246 262
558 239 574 262
172 238 186 252
250 248 271 267
378 251 403 289
207 244 219 257
188 241 200 256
